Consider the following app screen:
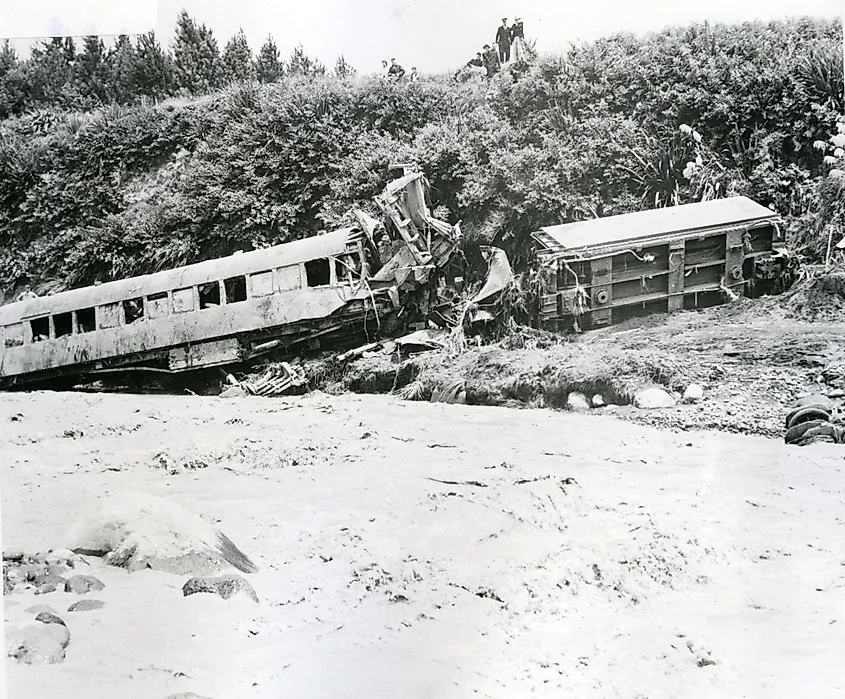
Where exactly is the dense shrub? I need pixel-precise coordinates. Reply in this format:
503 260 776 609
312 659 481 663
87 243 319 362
0 16 842 295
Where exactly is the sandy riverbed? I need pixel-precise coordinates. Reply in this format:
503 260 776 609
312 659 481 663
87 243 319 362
2 390 844 698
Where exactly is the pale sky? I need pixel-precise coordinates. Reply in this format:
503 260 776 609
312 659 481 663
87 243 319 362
0 0 841 73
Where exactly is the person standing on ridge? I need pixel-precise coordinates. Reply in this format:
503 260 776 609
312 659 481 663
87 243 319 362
482 43 500 79
388 58 406 79
495 17 511 64
511 17 526 63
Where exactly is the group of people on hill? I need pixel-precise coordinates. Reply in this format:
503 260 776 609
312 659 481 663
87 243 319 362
380 58 418 82
465 17 528 78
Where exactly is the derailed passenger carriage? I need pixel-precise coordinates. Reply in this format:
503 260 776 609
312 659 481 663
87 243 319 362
531 196 798 332
0 171 462 389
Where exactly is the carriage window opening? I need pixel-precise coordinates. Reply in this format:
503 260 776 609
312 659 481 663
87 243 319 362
199 282 221 309
77 307 96 333
99 302 121 328
30 318 49 343
4 323 24 348
335 254 361 285
172 287 194 313
54 312 72 337
277 266 301 291
305 259 331 287
249 271 274 297
146 292 170 319
123 298 144 324
224 276 247 303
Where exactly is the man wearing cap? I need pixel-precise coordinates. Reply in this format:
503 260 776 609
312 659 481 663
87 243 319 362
495 17 511 64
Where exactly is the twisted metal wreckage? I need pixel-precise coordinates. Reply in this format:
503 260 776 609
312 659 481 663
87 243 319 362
0 168 515 392
0 167 799 394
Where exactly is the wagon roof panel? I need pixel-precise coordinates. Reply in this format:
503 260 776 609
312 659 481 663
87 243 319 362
534 197 780 254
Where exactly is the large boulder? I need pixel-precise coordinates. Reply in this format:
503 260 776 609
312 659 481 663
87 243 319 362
66 492 257 576
566 392 591 411
633 387 676 410
64 575 105 594
6 621 69 664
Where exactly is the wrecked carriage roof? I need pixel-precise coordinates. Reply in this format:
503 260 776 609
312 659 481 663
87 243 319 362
532 197 780 255
0 227 360 324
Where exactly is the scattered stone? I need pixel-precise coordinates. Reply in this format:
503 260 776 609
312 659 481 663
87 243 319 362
591 394 606 408
566 392 591 411
633 387 676 410
35 612 67 627
67 599 105 612
219 385 249 399
683 384 705 404
5 622 67 664
24 605 57 616
182 574 259 603
33 573 67 595
164 694 215 699
3 548 24 562
64 575 105 594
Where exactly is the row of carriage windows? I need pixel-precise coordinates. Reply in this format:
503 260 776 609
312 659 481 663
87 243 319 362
4 255 362 348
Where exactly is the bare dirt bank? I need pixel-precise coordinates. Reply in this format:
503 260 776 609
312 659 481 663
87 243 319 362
2 389 845 698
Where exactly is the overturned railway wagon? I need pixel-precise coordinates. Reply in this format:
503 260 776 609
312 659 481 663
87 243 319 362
532 196 794 331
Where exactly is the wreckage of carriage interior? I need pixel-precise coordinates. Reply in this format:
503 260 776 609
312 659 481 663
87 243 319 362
531 196 799 332
0 169 515 389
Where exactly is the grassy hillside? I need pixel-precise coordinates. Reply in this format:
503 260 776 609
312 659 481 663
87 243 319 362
0 17 842 301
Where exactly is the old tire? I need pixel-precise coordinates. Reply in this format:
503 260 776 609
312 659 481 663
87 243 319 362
785 406 830 430
785 419 829 445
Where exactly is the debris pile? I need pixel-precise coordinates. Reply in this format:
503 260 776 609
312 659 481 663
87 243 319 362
783 393 845 446
224 362 308 398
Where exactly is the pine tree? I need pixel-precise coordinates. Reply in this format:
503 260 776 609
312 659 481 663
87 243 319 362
27 38 74 107
222 28 255 83
255 35 283 83
0 39 17 76
334 55 356 78
172 10 222 95
0 40 24 117
135 31 172 100
107 35 138 104
288 44 325 77
74 35 110 106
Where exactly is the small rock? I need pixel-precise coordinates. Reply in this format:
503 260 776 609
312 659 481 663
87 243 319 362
5 622 67 664
164 694 216 699
683 384 705 404
3 548 24 562
219 385 249 399
566 392 591 411
35 612 67 627
67 599 105 612
24 605 56 616
64 575 105 594
591 394 606 408
633 387 676 410
182 574 259 603
33 573 67 595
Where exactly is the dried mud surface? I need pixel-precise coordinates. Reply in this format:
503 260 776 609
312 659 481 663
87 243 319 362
2 389 845 698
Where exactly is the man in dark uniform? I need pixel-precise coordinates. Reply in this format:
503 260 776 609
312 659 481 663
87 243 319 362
495 17 511 64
